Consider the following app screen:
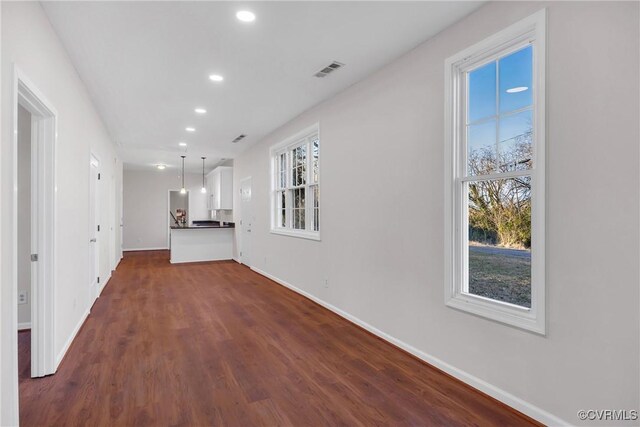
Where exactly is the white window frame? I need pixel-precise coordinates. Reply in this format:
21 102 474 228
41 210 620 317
444 10 546 334
270 123 320 241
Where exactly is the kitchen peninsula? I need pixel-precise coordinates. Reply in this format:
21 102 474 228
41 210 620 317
170 220 235 264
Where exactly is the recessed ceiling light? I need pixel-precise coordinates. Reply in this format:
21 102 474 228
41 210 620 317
185 127 195 132
209 74 224 82
156 164 166 170
179 142 187 147
195 108 207 114
236 10 256 23
506 86 528 93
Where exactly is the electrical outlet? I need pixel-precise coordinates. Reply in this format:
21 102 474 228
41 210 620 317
324 278 329 289
18 291 28 305
264 256 267 266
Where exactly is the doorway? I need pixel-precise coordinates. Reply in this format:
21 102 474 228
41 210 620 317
9 69 57 400
167 190 189 247
17 105 33 381
239 177 252 266
89 154 100 301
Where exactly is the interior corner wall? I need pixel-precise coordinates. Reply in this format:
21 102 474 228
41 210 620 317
1 3 122 425
122 170 209 250
232 1 640 425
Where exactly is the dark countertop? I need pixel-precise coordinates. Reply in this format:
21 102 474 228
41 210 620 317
171 220 235 230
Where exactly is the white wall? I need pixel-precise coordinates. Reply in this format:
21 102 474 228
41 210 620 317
0 3 4 421
233 2 639 425
1 3 122 425
122 170 209 250
17 105 31 327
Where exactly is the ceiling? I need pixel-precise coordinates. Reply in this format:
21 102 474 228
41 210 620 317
42 1 483 173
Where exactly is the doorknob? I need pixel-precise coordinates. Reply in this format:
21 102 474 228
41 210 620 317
90 238 97 243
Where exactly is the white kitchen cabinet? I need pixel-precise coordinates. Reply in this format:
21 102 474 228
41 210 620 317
206 166 233 211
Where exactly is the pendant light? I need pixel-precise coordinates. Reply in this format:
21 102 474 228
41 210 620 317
180 155 186 194
201 157 207 193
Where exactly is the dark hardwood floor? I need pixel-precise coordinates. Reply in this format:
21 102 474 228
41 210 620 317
19 250 539 426
18 330 31 381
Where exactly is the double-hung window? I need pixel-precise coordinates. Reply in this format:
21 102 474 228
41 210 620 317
444 11 546 333
271 124 320 240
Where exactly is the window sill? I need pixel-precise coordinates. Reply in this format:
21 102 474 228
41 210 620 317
446 292 545 335
270 228 321 241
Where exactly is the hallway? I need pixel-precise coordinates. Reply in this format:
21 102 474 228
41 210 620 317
19 251 536 426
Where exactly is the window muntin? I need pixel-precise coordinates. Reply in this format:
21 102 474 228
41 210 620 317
445 10 545 334
271 125 320 240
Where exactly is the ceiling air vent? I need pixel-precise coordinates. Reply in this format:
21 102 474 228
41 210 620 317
232 134 247 143
314 61 345 78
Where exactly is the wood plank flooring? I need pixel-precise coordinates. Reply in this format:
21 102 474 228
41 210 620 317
19 250 540 426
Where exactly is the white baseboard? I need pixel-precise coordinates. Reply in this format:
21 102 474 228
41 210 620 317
111 255 122 271
98 271 112 296
17 322 31 331
250 266 568 427
55 259 121 370
55 308 90 368
122 247 168 252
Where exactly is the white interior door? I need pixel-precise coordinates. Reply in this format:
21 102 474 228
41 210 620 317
120 179 124 261
240 177 252 266
89 155 100 301
110 173 116 270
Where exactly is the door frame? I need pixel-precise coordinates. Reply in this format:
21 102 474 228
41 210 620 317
239 176 252 266
10 68 57 392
